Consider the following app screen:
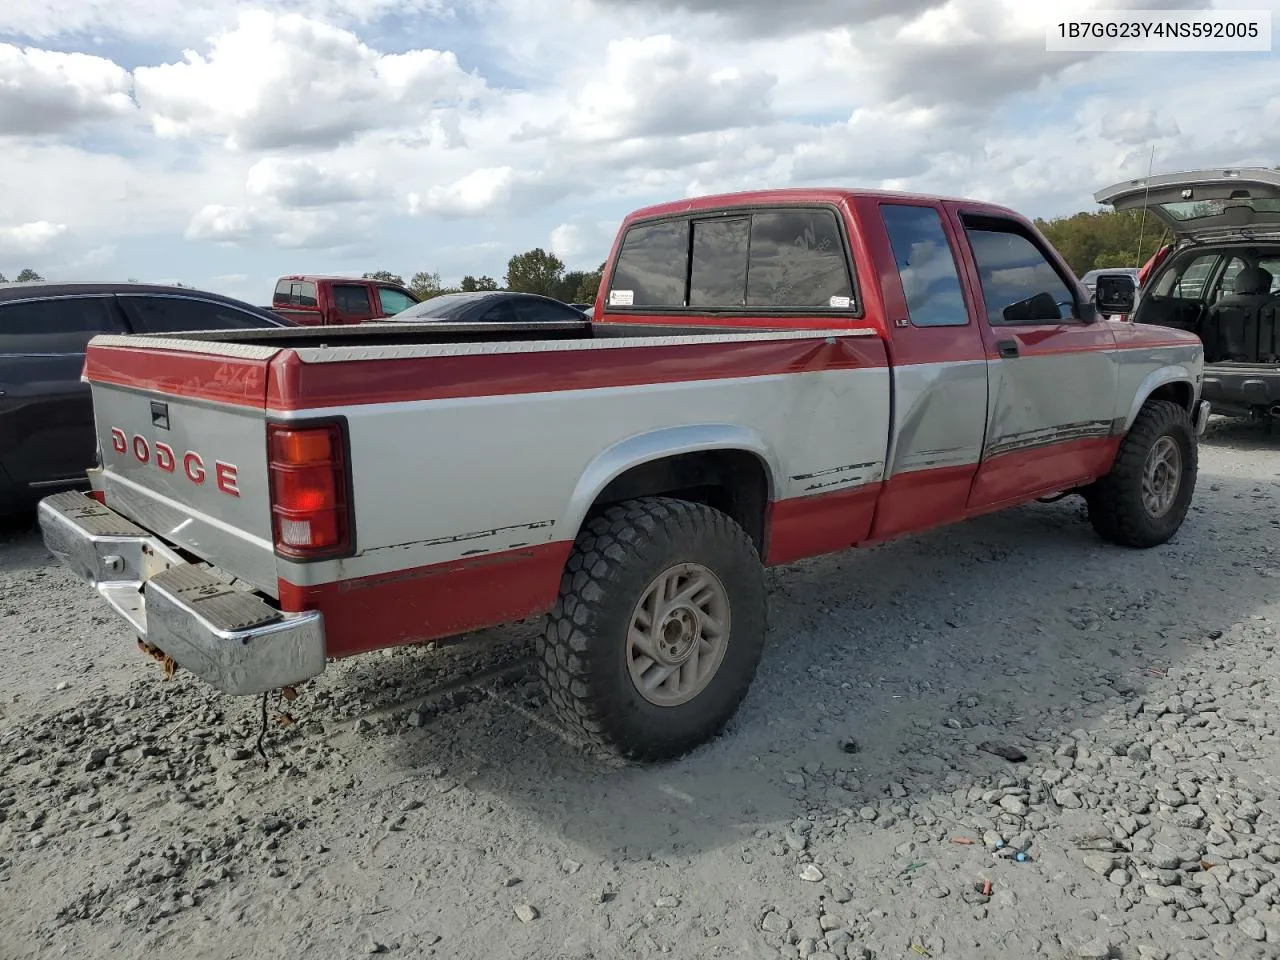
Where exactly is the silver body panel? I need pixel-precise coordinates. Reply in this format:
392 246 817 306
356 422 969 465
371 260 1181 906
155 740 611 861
92 386 278 594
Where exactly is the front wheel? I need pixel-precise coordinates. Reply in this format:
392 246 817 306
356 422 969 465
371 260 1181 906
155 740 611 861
1084 399 1198 548
536 496 767 762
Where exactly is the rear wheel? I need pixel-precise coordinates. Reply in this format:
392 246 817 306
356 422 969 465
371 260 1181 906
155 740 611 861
1085 399 1197 548
536 496 767 762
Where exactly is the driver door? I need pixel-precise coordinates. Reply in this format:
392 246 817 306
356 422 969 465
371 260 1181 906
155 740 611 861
950 210 1121 511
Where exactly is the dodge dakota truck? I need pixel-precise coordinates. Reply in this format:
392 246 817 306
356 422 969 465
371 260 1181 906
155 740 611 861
39 187 1209 762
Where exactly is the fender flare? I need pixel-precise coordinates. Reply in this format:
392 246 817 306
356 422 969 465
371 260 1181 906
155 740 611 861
559 424 782 540
1124 365 1196 431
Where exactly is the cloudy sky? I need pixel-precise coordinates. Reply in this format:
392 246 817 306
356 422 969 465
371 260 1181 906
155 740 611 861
1 0 1277 302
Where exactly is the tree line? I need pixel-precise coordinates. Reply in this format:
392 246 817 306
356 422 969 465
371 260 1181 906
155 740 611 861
1033 208 1171 276
365 248 606 303
0 269 44 283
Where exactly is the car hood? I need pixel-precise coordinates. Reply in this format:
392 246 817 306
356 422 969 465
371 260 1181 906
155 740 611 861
1094 167 1280 244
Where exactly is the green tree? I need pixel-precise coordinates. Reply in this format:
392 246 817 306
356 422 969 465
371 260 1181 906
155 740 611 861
505 248 565 297
0 272 6 283
15 268 43 282
409 270 462 300
1034 209 1170 276
459 274 499 292
565 261 606 303
363 270 405 286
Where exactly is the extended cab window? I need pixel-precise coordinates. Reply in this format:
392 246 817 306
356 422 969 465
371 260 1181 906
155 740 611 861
377 286 416 315
119 296 276 332
964 221 1074 325
610 220 690 308
880 204 967 326
333 284 374 316
690 217 750 306
0 296 120 354
746 209 853 308
273 280 318 307
609 207 855 311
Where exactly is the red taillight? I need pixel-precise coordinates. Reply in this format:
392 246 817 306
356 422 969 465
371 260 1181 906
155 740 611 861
267 421 351 559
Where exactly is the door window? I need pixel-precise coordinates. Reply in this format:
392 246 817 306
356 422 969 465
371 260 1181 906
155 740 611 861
333 284 374 316
0 297 121 353
119 296 278 333
376 286 417 315
964 222 1075 325
880 203 968 326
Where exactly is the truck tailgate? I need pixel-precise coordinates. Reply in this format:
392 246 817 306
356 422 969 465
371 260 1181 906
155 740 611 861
84 337 283 595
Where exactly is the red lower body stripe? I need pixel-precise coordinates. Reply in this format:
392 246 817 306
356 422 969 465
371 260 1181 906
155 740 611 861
279 434 1122 660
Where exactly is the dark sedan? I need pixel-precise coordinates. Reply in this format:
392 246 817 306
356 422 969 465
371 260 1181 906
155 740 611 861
0 282 293 514
388 290 591 324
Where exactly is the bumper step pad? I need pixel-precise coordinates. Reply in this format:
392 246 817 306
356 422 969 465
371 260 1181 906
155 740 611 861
148 565 282 633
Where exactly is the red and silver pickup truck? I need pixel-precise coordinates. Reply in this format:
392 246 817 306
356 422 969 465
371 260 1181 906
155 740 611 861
39 187 1209 762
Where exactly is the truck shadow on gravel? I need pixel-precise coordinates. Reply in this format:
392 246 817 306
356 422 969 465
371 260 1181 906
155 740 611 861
360 469 1280 863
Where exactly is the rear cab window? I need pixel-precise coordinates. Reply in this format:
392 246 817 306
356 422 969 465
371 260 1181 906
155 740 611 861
273 280 318 308
0 296 123 353
606 206 857 313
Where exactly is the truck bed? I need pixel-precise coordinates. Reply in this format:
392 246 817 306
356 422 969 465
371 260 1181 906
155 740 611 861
80 321 889 652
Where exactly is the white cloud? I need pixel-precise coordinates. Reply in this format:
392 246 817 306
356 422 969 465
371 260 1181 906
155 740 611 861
549 223 583 259
0 0 453 42
133 10 485 150
245 157 385 207
556 35 775 143
408 166 576 218
0 0 1278 290
0 220 68 256
0 44 135 136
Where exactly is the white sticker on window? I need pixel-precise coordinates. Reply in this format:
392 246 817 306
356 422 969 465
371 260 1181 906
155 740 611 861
829 295 852 308
609 289 634 306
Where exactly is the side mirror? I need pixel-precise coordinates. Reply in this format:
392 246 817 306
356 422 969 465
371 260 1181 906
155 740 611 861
1002 291 1063 324
1095 273 1137 315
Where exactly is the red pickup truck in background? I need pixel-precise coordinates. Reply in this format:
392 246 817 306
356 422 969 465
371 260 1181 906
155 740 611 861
270 275 419 325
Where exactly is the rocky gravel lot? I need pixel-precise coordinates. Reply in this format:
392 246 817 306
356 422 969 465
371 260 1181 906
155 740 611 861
3 417 1280 960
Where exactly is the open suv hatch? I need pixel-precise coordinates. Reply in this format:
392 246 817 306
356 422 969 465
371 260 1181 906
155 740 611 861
1093 167 1280 420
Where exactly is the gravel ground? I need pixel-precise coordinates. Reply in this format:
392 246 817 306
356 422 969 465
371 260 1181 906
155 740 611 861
2 416 1280 960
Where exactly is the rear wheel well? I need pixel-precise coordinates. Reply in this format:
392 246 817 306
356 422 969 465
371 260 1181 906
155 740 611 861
590 450 770 555
1144 381 1193 413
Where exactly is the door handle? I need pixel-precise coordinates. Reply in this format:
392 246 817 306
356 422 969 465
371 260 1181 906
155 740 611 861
996 339 1019 359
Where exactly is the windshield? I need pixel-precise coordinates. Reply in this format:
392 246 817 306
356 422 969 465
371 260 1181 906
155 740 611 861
392 292 493 320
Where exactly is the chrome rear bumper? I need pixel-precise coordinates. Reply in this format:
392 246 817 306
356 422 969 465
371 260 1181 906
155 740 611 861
38 491 325 696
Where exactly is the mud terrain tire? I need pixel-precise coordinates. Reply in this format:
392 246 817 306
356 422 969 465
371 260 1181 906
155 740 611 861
1085 399 1197 548
536 496 767 762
